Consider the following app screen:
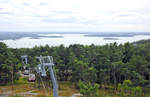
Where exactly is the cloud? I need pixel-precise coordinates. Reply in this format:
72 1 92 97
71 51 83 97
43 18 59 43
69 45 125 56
42 17 77 23
22 3 30 6
53 11 73 14
119 14 134 17
0 12 12 14
40 2 49 6
0 0 150 32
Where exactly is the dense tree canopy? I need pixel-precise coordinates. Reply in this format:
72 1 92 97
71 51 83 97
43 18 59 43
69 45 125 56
0 41 150 94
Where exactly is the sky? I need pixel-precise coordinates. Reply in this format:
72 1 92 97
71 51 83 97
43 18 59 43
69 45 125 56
0 0 150 32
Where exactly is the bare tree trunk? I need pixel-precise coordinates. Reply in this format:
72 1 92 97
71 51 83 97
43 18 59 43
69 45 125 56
11 64 14 96
113 71 117 91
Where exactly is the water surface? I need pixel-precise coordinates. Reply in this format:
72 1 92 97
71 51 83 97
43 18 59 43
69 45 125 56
1 34 150 48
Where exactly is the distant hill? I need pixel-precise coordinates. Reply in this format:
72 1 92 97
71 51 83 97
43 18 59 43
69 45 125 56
1 32 150 40
133 39 150 45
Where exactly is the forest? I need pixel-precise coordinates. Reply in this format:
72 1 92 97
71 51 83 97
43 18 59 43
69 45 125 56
0 41 150 97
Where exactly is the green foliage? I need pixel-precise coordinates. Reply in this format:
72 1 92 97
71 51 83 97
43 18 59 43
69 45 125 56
118 80 142 97
78 80 99 97
14 77 28 84
12 95 23 97
0 42 19 84
1 41 150 95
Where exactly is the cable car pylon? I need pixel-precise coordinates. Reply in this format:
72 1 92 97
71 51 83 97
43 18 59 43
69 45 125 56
36 55 58 97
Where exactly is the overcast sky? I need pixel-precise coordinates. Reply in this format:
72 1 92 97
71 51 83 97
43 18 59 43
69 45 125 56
0 0 150 32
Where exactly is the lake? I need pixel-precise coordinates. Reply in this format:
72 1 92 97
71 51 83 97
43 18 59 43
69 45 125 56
1 34 150 48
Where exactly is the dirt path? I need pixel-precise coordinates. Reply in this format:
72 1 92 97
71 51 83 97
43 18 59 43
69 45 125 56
70 93 81 97
0 91 11 97
18 90 38 97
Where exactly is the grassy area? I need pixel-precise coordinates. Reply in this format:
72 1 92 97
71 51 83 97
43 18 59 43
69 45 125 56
1 78 150 97
14 77 28 85
98 89 120 97
0 82 119 97
0 78 78 97
59 81 78 96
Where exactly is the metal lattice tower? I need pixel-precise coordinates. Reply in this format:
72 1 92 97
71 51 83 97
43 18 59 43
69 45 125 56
36 55 58 97
21 55 28 64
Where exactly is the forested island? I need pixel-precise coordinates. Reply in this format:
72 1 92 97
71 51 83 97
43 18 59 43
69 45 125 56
0 40 150 97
